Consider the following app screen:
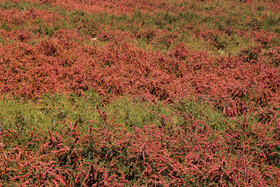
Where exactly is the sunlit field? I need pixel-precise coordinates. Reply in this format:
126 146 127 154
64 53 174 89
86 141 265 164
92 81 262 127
0 0 279 185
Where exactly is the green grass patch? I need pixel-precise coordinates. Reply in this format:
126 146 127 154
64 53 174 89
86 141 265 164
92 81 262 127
0 91 235 146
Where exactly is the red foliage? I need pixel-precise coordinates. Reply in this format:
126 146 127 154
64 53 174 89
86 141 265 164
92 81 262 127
0 113 279 185
0 0 280 185
0 33 279 117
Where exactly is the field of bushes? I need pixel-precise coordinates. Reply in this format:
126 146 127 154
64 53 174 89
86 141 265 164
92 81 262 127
0 0 279 186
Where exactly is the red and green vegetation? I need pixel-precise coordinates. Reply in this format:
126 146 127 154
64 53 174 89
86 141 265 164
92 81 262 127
0 0 279 185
